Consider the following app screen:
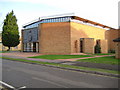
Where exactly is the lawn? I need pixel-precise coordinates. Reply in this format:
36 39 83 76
0 51 10 53
29 55 92 60
77 56 120 65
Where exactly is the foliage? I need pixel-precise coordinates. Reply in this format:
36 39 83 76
94 44 101 53
2 10 20 51
108 50 115 53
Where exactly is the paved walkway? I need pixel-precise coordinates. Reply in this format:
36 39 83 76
2 52 42 57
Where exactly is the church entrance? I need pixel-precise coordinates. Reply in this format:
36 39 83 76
80 38 84 53
23 42 39 52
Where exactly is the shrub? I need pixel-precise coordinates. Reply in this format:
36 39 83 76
94 44 101 53
108 50 115 53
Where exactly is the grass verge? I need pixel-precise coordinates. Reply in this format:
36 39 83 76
77 56 120 65
1 56 120 75
29 55 92 60
0 51 10 53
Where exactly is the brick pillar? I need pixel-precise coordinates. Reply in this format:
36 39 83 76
116 42 120 59
100 39 108 53
83 38 94 54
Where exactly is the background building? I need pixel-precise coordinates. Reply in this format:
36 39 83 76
21 14 118 54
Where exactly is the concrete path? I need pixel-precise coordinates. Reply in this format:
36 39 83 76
2 52 42 57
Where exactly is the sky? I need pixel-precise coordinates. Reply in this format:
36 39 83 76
0 0 119 34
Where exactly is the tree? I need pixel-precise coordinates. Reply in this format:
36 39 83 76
2 10 20 51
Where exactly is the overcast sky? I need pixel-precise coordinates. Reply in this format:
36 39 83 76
0 0 119 33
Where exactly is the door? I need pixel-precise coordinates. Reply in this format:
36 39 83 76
80 39 83 53
33 42 36 52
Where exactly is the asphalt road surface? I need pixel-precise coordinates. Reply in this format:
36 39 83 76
2 59 119 88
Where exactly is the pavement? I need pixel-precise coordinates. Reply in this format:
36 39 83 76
2 52 42 57
2 59 119 88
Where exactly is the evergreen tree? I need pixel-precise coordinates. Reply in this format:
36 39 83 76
2 10 20 51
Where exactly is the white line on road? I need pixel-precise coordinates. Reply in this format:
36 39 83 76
0 81 26 90
17 86 26 90
0 81 15 89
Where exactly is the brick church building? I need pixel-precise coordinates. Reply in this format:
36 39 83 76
21 14 118 54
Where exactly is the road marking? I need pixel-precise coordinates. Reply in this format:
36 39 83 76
17 86 26 90
0 81 15 89
0 81 26 90
32 77 68 88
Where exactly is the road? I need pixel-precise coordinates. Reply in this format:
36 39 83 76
2 59 119 88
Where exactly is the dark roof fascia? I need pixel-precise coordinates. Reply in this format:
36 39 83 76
23 20 42 28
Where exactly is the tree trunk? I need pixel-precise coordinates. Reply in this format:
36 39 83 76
7 47 10 51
